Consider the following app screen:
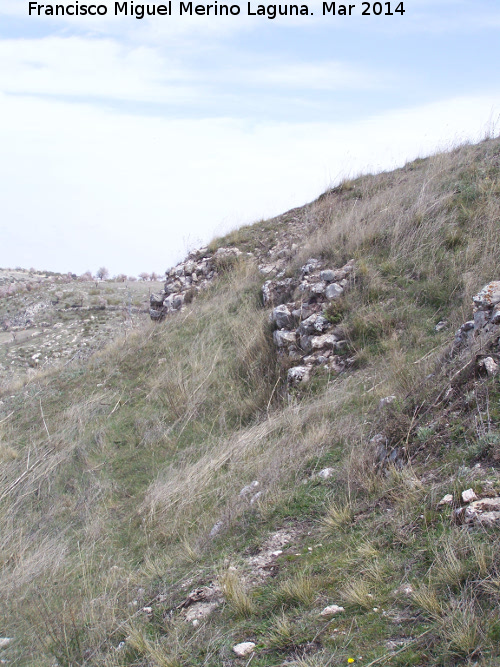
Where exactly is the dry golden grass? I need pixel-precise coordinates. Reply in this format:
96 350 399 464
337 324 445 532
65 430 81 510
126 628 183 667
321 500 354 532
441 595 483 657
266 612 295 649
277 573 317 607
412 585 445 619
219 568 256 617
341 578 377 609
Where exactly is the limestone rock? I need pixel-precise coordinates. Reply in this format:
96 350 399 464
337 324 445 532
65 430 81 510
310 281 327 295
287 365 312 386
262 278 298 306
150 293 165 309
320 604 344 617
149 308 164 321
473 281 500 310
214 246 243 259
239 481 259 498
480 356 499 376
292 303 317 320
325 283 344 300
394 584 413 596
311 334 338 350
299 334 312 353
379 395 396 410
298 313 331 335
317 467 335 480
437 494 454 507
250 491 263 504
209 521 223 538
461 488 478 503
301 258 322 275
474 310 489 329
233 642 256 657
273 329 297 347
185 602 219 622
271 304 295 330
465 497 500 527
0 639 12 649
491 307 500 324
320 269 336 282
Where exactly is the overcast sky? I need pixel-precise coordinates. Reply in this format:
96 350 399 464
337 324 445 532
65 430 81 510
0 0 499 276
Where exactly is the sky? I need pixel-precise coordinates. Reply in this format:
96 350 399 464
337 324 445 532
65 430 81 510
0 0 499 276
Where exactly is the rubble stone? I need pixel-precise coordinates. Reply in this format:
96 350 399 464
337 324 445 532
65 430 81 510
233 642 256 657
325 283 344 300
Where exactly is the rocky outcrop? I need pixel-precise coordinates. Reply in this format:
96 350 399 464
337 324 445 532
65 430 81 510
453 281 500 355
265 258 355 387
150 247 244 320
151 245 355 388
151 245 355 387
450 281 500 387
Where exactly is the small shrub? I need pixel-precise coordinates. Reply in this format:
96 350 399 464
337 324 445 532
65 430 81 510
324 298 349 325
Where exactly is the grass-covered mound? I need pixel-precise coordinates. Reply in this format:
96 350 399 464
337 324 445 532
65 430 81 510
1 137 500 666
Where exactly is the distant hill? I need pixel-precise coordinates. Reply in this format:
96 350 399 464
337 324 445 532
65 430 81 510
0 270 163 385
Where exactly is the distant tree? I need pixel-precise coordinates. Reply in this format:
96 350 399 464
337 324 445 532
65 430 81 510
96 267 109 281
150 272 160 281
138 272 150 281
115 274 127 283
79 271 93 282
128 276 137 282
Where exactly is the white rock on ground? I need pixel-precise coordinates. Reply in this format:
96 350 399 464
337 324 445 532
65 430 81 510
325 283 344 300
184 602 220 623
287 365 312 386
209 521 223 538
320 269 336 282
482 357 499 376
379 395 396 410
320 605 345 617
465 497 500 526
239 481 259 498
311 334 338 350
271 304 295 330
462 488 478 503
437 494 454 507
273 329 297 347
232 642 256 657
317 467 335 480
250 491 263 504
473 281 500 309
0 639 12 649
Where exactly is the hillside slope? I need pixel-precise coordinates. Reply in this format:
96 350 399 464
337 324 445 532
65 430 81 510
1 137 500 667
0 271 163 385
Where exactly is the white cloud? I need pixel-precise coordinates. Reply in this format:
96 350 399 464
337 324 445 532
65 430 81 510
234 61 390 91
0 37 198 103
0 35 389 109
0 90 498 275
